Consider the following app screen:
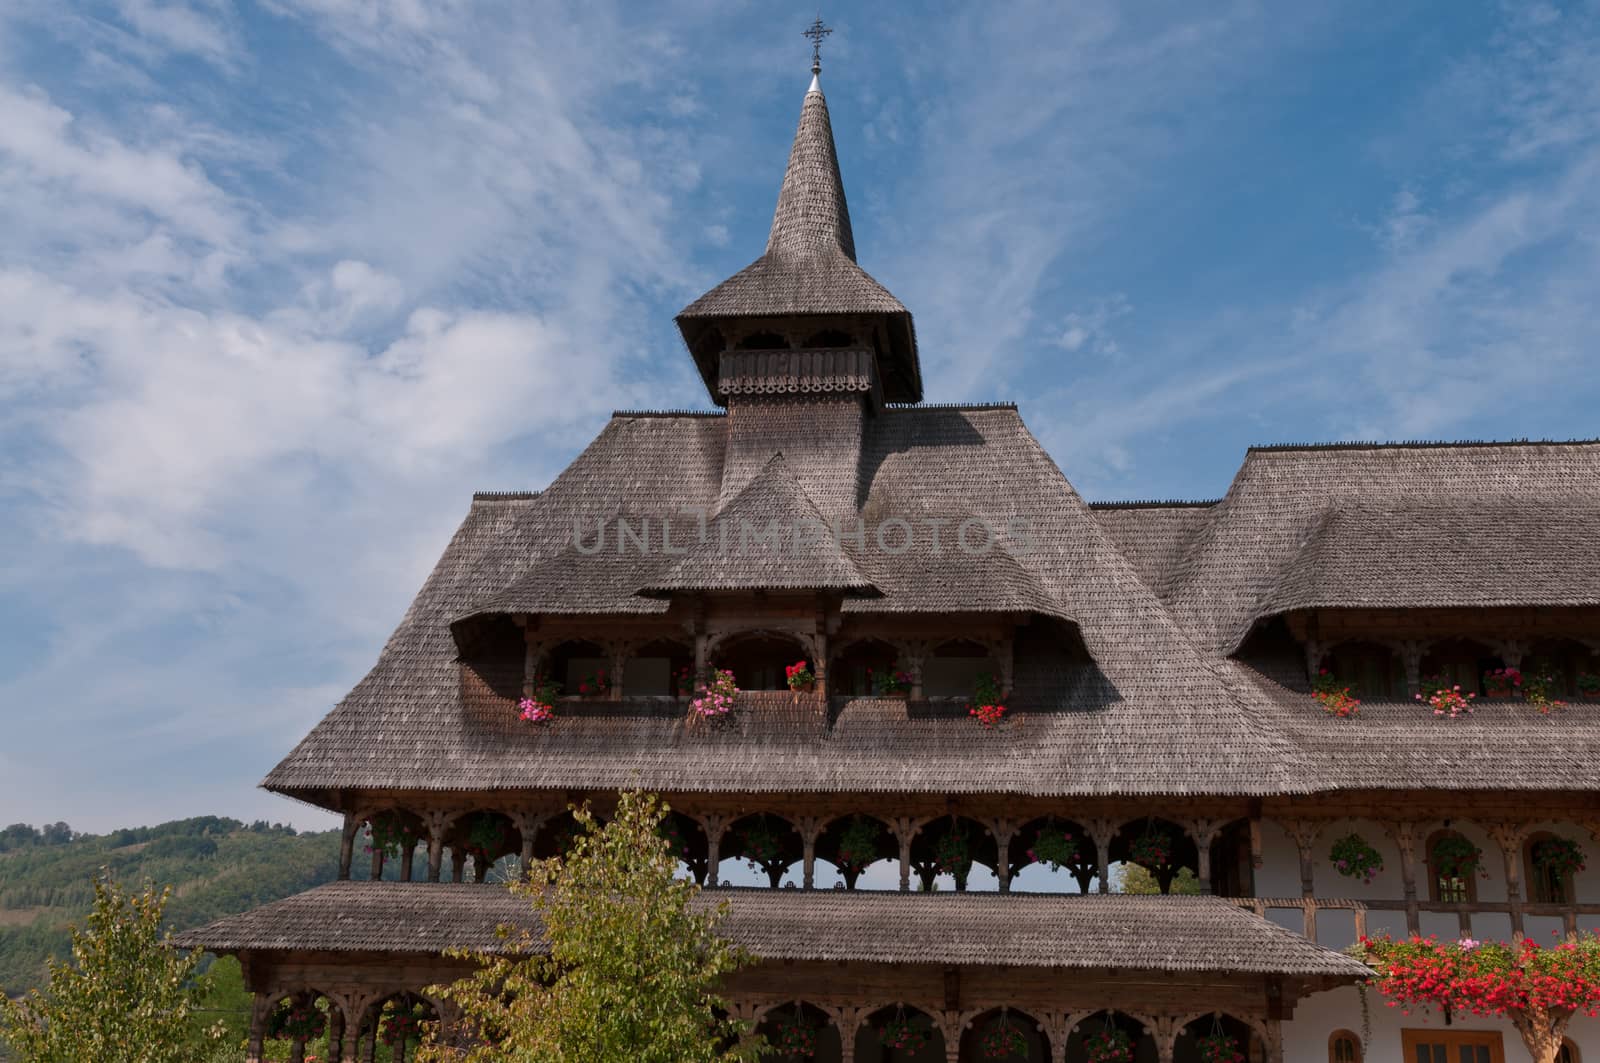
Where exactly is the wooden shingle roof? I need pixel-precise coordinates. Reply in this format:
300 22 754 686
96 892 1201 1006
173 882 1370 978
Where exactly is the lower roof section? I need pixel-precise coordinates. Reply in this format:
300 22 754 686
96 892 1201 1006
174 882 1369 980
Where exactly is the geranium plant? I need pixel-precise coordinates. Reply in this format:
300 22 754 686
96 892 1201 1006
738 816 786 872
879 1012 930 1053
1523 668 1567 714
691 668 739 718
1431 834 1483 880
380 1004 424 1046
364 811 415 859
1484 667 1523 697
835 815 884 876
980 1018 1029 1059
1129 827 1172 869
519 674 563 723
1358 933 1600 1063
1027 824 1079 872
933 824 974 886
463 813 507 862
267 1000 326 1042
1577 672 1600 698
1417 683 1475 719
1329 833 1384 885
770 1006 820 1058
1312 669 1361 717
870 667 913 696
1532 837 1586 880
658 817 694 860
1082 1023 1134 1063
1194 1031 1245 1063
970 671 1007 727
576 666 609 696
785 660 815 691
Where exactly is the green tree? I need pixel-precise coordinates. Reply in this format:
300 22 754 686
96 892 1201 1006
1118 863 1202 895
418 792 760 1062
0 874 224 1063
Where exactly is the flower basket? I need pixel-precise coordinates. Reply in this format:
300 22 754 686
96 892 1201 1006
1129 828 1172 869
870 667 913 697
380 1007 424 1047
878 1013 931 1053
1082 1024 1134 1063
1329 833 1383 885
933 825 974 884
1195 1032 1246 1063
835 815 884 875
1532 837 1586 879
364 811 416 859
268 1002 326 1042
464 814 507 862
1483 667 1522 698
1027 826 1079 872
786 660 816 691
771 1008 820 1058
980 1019 1029 1059
1431 835 1483 880
1312 669 1361 717
1417 684 1474 719
738 816 786 871
691 669 739 718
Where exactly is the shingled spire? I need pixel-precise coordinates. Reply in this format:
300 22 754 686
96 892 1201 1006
765 76 856 261
676 35 922 406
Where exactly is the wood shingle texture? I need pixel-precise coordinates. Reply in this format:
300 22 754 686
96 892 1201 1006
266 405 1326 800
174 882 1371 978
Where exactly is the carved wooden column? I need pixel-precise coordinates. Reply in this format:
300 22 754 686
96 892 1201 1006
693 631 709 690
425 810 447 883
512 811 548 881
1283 820 1320 940
326 1007 345 1063
1389 821 1423 936
1261 1018 1286 1063
1041 1011 1077 1063
520 626 545 698
289 1034 306 1063
834 1005 868 1063
1187 818 1224 895
1303 638 1326 683
606 640 628 701
989 818 1018 892
1487 822 1526 940
339 812 358 880
1086 818 1119 894
797 815 824 890
364 1018 379 1063
901 641 928 701
1396 639 1426 697
937 1010 966 1063
334 993 366 1063
399 836 414 882
246 993 270 1063
1492 639 1527 673
996 636 1016 699
891 816 920 892
700 813 730 887
451 851 465 883
370 846 384 882
1147 1014 1183 1063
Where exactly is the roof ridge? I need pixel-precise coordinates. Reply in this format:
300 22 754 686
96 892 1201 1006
471 490 540 501
1088 499 1221 510
883 401 1018 412
1247 437 1600 453
611 409 726 419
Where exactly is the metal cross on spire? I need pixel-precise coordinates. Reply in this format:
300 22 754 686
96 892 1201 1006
803 15 832 75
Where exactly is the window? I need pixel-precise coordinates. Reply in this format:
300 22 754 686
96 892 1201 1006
1329 1029 1362 1062
1426 830 1479 904
1401 1029 1504 1063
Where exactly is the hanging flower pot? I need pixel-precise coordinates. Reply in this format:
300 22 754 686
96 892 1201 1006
380 1005 424 1046
835 815 884 876
1129 827 1172 869
981 1018 1029 1059
1431 834 1483 880
1532 837 1586 879
738 816 786 872
1027 824 1080 872
1195 1031 1246 1063
364 811 416 859
879 1011 931 1053
1329 833 1384 885
1082 1023 1134 1063
267 1002 327 1042
465 813 507 862
933 823 974 887
771 1006 821 1058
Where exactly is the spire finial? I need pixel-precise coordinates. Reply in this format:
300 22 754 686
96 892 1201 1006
803 15 832 77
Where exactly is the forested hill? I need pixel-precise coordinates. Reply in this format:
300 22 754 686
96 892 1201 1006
0 817 342 995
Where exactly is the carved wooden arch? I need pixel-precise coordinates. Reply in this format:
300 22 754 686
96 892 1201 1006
1172 1008 1273 1054
958 1003 1054 1046
704 626 819 663
748 998 847 1029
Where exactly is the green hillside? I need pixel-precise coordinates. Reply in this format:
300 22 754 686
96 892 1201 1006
0 817 343 996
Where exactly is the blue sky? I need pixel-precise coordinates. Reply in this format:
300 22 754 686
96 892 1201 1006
1 1 1598 832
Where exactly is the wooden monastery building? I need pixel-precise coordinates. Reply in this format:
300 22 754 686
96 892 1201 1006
183 45 1600 1063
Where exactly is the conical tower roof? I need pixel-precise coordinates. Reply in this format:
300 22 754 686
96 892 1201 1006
677 70 922 404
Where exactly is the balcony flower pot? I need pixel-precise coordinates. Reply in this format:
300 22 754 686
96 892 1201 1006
785 660 816 692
